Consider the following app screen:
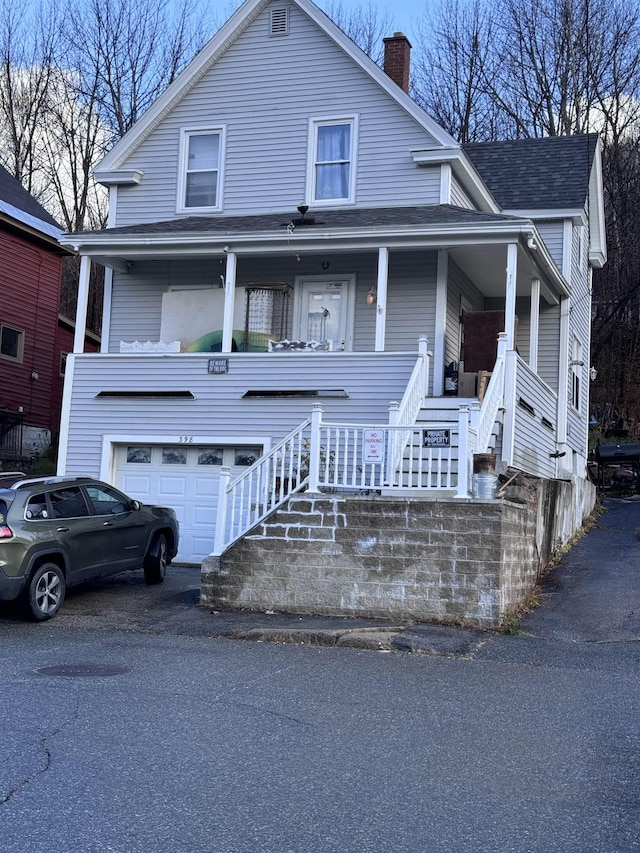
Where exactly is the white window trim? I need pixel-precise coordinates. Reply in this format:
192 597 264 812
306 115 358 206
177 126 226 214
0 323 25 363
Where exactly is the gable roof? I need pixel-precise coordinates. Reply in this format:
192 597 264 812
462 134 599 211
95 0 457 177
0 163 63 242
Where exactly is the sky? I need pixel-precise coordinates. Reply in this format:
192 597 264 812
218 0 428 48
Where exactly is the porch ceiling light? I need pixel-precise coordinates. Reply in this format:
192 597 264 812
367 285 377 306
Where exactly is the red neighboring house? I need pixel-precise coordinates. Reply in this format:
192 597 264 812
0 165 71 465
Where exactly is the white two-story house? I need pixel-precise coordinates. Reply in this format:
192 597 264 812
59 0 606 624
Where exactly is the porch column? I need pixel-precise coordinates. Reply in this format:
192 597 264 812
222 251 237 353
433 250 447 396
529 278 540 372
504 243 518 350
374 247 389 352
73 255 91 353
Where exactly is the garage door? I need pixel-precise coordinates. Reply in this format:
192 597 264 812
115 443 262 564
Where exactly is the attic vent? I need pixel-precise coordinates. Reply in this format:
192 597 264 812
270 7 289 35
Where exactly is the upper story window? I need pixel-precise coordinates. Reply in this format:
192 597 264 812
308 117 357 204
0 324 24 362
178 127 225 213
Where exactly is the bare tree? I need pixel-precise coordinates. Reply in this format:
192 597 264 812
61 0 210 141
413 0 505 141
0 0 60 193
321 1 396 64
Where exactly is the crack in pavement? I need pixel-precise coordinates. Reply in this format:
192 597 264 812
0 703 80 807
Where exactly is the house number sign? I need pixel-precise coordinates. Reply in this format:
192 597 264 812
363 429 385 464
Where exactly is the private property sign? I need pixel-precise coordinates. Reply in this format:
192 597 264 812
363 430 385 464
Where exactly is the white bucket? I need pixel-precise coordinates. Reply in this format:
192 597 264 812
473 473 498 500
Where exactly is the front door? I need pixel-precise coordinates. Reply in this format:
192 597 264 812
294 278 354 351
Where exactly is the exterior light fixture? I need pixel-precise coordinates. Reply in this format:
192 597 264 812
367 286 377 306
589 366 598 381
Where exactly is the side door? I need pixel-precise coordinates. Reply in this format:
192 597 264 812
44 486 105 583
82 483 149 574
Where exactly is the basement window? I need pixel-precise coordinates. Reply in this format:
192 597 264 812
541 417 555 432
242 389 349 398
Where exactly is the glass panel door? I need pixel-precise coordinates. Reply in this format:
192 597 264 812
295 279 353 351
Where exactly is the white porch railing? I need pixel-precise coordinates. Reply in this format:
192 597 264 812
213 419 311 555
212 337 511 556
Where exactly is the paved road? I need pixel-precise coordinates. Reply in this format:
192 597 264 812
0 498 639 852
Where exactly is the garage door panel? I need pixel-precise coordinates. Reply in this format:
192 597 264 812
116 445 220 564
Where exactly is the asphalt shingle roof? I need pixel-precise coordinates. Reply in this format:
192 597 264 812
0 164 61 228
75 204 523 239
463 134 598 210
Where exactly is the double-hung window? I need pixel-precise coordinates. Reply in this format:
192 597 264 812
178 128 225 212
308 117 357 204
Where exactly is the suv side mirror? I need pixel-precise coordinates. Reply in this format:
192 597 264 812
131 500 141 511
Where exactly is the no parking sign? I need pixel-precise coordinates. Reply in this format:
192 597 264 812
363 430 385 464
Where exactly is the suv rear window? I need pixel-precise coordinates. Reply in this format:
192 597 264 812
25 494 49 520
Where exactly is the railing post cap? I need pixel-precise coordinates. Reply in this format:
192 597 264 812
311 402 323 412
389 400 400 410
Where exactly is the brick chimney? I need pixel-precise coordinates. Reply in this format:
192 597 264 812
383 32 412 93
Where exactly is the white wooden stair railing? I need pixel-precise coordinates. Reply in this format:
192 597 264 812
213 419 311 555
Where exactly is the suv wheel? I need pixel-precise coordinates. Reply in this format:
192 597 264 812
26 563 66 621
144 533 168 585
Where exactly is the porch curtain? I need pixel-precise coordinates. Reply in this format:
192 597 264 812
316 124 350 200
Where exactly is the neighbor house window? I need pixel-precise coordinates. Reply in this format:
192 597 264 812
308 117 357 203
0 325 24 362
178 128 225 212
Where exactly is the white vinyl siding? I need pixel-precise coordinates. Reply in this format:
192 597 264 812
450 177 474 209
63 352 419 478
513 356 557 479
566 219 591 456
536 221 564 270
112 3 441 224
445 260 484 368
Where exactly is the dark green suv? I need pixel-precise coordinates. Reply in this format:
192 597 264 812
0 476 179 621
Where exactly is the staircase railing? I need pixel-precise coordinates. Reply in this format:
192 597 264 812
213 419 311 555
386 337 431 485
474 333 507 454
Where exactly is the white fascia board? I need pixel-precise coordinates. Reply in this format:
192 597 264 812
62 219 548 258
505 207 586 226
95 169 144 187
96 0 455 175
410 148 500 213
590 137 607 265
0 200 63 241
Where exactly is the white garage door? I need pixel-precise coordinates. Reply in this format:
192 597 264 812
115 443 262 564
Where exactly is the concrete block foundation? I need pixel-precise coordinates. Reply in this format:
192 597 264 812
201 473 596 628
